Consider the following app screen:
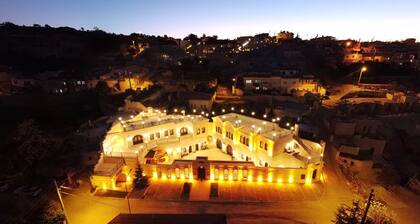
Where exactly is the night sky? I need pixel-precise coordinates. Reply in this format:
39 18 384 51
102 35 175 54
0 0 419 40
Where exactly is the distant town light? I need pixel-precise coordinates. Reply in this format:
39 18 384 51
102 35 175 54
193 109 196 113
286 122 290 126
263 114 267 118
211 111 215 115
231 107 235 111
174 108 178 112
251 112 255 116
222 109 225 113
240 109 244 113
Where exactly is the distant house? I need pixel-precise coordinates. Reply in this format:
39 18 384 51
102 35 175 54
179 91 216 111
242 73 325 96
11 76 36 88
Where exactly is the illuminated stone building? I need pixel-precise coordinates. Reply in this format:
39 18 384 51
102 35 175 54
91 108 325 190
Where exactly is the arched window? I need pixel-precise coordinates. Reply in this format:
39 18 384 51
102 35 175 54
180 127 188 136
132 135 143 145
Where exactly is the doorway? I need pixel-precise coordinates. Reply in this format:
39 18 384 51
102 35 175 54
227 145 233 156
312 169 317 180
216 139 222 149
197 166 206 180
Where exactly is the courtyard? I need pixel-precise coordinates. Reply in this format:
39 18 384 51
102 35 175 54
135 178 324 202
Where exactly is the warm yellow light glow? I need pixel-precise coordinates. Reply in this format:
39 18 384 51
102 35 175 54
257 176 263 182
267 175 273 183
277 178 283 183
361 66 367 72
126 175 131 182
102 183 107 190
210 173 215 181
228 175 233 181
171 175 176 181
189 174 193 180
153 172 158 178
219 174 223 181
162 175 167 180
288 176 294 183
251 112 255 116
248 175 253 182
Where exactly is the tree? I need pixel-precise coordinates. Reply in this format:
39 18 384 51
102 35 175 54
133 164 149 189
95 80 111 95
11 119 53 171
333 200 395 224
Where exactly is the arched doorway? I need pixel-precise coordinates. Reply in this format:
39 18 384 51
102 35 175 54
226 145 233 156
197 165 206 181
312 169 317 179
216 139 222 149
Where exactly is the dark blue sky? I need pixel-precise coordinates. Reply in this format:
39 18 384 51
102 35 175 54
0 0 419 40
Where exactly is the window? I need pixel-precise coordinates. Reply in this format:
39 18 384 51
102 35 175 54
150 133 155 140
197 128 201 135
164 130 169 137
170 129 174 135
264 143 268 150
202 127 205 133
300 174 306 180
156 132 161 139
260 141 263 148
133 135 143 145
180 127 188 136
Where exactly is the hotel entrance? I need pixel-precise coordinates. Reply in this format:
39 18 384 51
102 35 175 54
197 166 206 180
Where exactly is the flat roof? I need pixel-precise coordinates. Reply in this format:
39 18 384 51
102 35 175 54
214 113 291 141
114 113 208 132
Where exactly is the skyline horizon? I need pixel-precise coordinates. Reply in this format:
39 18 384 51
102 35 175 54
1 0 419 42
1 20 418 43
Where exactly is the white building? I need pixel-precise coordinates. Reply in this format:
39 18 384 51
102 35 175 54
102 108 211 161
93 108 325 189
243 75 325 95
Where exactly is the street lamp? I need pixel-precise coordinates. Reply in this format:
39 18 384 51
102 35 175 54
358 66 367 85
